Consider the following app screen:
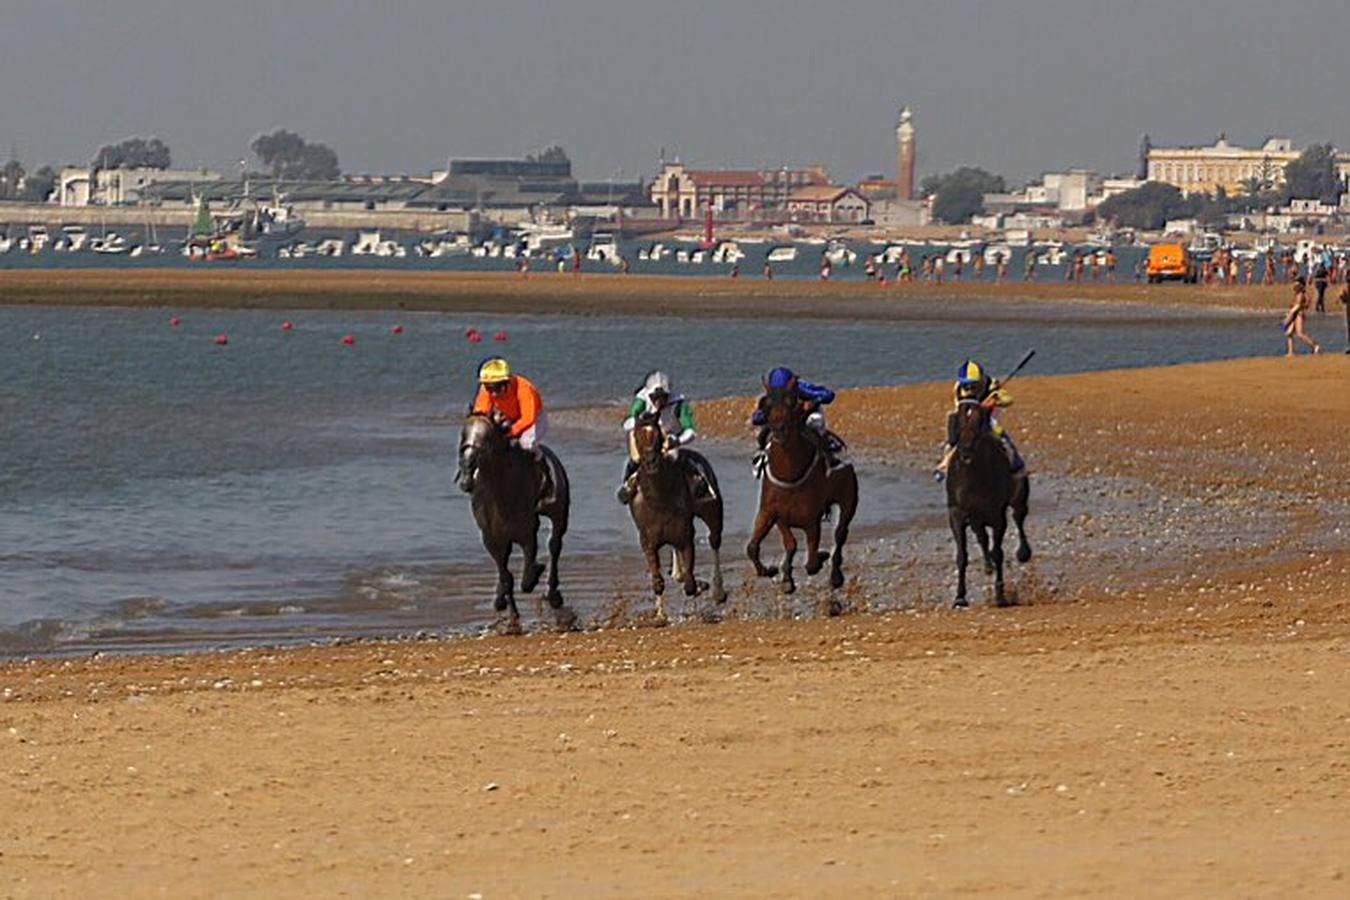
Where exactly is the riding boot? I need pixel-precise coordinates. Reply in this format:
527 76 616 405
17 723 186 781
617 460 638 505
683 459 716 501
751 427 769 477
1000 434 1026 477
934 444 955 483
823 429 847 467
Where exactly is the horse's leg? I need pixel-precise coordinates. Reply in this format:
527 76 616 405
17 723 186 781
746 507 779 579
991 516 1008 607
519 528 544 594
544 514 567 611
949 509 969 608
1013 476 1033 563
973 525 993 579
703 500 727 604
776 522 798 595
490 540 521 633
642 537 667 621
829 472 859 590
803 517 827 576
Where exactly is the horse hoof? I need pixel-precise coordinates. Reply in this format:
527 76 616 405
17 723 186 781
552 605 578 631
780 579 796 596
496 616 524 636
521 563 546 593
983 562 995 576
830 569 844 590
1017 545 1033 564
953 598 969 609
493 596 510 612
710 588 728 605
760 566 779 579
995 594 1009 608
826 599 843 617
652 576 665 597
546 589 565 609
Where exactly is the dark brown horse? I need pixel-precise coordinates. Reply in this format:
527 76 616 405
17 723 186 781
626 417 726 620
946 400 1032 607
747 387 859 598
456 414 575 632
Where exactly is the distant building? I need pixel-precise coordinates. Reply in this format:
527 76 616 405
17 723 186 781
58 166 220 207
786 186 870 224
1146 136 1299 195
648 161 832 220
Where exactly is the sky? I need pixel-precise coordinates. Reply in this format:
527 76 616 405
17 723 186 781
3 0 1348 186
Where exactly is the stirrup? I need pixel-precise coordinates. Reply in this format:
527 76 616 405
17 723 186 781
751 450 767 478
616 477 636 505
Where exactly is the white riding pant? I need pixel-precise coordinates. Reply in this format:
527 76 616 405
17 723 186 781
515 411 548 451
806 410 827 433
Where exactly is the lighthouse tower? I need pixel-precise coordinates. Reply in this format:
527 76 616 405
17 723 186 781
896 106 916 201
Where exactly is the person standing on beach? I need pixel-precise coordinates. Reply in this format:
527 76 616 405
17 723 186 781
952 254 963 282
1023 251 1037 282
1313 262 1329 313
572 248 582 277
1105 250 1117 283
973 253 984 281
995 252 1007 283
763 261 773 280
1264 251 1276 285
934 255 945 284
1284 277 1321 356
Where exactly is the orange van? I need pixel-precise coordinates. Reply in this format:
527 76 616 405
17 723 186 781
1146 243 1196 283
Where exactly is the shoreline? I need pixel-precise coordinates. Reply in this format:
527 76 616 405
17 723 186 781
0 268 1305 321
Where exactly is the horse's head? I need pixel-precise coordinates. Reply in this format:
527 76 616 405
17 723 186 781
953 400 989 466
632 414 666 472
457 413 505 493
762 386 803 438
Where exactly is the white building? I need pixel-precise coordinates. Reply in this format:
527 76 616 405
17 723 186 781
58 166 220 206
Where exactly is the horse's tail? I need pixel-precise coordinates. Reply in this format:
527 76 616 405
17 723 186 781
540 445 570 520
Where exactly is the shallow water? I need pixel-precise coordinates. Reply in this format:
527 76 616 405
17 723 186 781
0 303 1335 655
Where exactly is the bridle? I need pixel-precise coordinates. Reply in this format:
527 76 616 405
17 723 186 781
763 389 821 488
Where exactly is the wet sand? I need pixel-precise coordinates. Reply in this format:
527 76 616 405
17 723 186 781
3 356 1349 896
0 268 1305 319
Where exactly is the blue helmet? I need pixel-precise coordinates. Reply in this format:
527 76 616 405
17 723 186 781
766 366 797 390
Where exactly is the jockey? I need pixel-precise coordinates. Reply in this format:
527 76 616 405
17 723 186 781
471 357 554 502
934 359 1025 481
616 371 714 504
752 366 844 469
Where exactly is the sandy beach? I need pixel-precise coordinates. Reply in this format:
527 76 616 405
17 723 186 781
0 268 1310 319
3 354 1348 897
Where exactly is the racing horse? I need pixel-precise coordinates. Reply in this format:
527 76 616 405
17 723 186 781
747 387 859 600
626 415 727 620
946 399 1032 607
456 413 575 632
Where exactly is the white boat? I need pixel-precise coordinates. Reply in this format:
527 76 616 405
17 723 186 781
317 238 345 257
675 249 691 263
352 230 384 255
878 244 906 264
27 225 49 253
1003 229 1031 248
91 233 130 254
586 232 621 264
690 250 706 264
766 245 798 263
824 241 856 265
798 236 826 246
982 243 1012 265
55 225 89 252
711 241 744 264
0 235 13 254
945 246 977 265
517 222 574 251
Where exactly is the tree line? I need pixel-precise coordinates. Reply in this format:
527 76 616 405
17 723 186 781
1 129 345 202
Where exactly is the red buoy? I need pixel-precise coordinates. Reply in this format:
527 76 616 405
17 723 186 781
468 332 482 343
213 333 228 346
464 327 478 337
169 316 182 327
494 330 508 342
282 321 294 331
391 324 404 335
342 334 356 346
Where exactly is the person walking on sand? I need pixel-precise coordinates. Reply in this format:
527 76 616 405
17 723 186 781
1284 277 1321 356
1105 250 1117 283
1313 262 1329 313
995 252 1008 283
763 261 774 280
1023 250 1037 282
1264 251 1276 285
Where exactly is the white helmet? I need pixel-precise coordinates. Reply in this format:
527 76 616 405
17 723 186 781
642 370 671 396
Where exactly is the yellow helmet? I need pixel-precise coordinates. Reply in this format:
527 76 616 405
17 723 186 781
478 357 511 384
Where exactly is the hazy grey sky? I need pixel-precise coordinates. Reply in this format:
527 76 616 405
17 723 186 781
3 0 1347 185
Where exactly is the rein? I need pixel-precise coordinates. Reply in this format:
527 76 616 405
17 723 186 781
764 434 821 489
